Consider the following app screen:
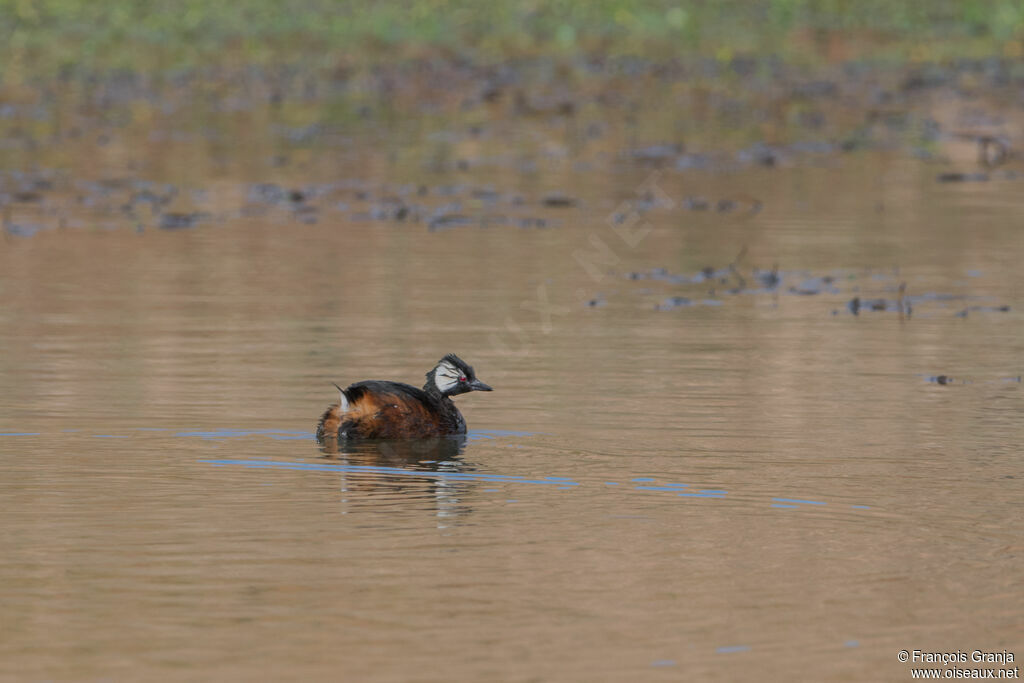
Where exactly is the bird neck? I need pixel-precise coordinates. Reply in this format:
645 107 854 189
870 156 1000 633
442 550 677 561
422 382 464 426
422 381 452 404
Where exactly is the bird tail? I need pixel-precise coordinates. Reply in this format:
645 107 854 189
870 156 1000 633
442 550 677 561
333 383 350 412
315 383 349 443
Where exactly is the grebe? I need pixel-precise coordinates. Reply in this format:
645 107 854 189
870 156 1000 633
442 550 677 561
316 353 492 441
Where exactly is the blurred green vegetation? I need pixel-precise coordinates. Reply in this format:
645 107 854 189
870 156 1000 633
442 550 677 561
2 0 1024 78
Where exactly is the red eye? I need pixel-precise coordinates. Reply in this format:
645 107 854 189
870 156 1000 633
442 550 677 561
459 376 467 382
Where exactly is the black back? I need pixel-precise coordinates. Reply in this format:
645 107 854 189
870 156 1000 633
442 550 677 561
342 379 466 436
343 380 432 405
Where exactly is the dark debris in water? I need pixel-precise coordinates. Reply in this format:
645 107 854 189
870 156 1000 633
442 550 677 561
656 296 724 310
737 142 782 167
848 297 893 313
427 214 475 232
937 172 989 183
158 212 209 230
954 305 1011 318
540 192 577 208
790 276 840 296
628 260 1010 320
239 179 566 231
3 221 45 237
628 143 684 164
922 374 1020 386
0 168 581 237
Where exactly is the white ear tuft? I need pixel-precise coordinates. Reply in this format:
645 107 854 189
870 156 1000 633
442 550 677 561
433 359 461 393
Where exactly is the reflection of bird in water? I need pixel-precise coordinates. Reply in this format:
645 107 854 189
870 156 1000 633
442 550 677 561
329 436 472 523
316 354 492 446
327 435 467 464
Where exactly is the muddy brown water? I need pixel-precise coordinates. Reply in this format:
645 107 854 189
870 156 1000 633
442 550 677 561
1 87 1022 681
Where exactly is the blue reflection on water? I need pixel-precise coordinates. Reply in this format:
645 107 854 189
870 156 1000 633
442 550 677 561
469 429 538 440
201 459 587 487
170 428 534 442
635 485 689 492
0 426 874 512
175 429 312 440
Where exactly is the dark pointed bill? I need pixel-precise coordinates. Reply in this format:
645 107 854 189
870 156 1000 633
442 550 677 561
470 379 493 392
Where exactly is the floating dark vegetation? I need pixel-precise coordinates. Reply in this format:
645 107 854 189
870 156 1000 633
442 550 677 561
540 192 577 208
656 195 763 215
953 305 1012 317
2 220 45 237
243 181 559 232
628 143 684 165
655 296 724 310
846 296 905 315
0 171 570 238
0 172 218 236
626 250 1011 320
621 141 838 173
937 172 989 183
924 374 1020 386
427 214 475 232
158 212 209 230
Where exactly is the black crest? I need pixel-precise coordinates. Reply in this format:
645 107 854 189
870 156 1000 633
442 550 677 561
440 353 473 376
